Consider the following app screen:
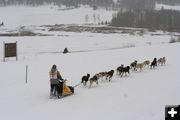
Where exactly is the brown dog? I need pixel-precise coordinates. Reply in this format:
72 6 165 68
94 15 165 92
106 70 114 82
89 75 98 88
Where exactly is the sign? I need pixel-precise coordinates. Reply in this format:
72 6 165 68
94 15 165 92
165 105 180 120
3 42 18 61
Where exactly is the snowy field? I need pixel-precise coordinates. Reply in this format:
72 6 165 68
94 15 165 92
0 5 180 120
156 3 180 11
0 5 115 29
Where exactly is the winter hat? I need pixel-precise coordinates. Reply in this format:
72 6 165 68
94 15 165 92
52 64 57 69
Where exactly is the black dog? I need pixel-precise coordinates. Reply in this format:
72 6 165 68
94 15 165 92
120 66 130 77
0 22 4 26
116 65 124 75
150 58 157 69
81 73 90 86
130 60 137 70
106 70 114 82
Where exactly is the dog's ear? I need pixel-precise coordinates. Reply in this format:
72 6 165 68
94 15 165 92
87 73 90 77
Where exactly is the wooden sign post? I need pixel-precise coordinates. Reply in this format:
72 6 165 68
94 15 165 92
3 41 18 61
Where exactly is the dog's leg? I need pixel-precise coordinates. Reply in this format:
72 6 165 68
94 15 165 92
106 76 108 80
133 67 136 71
152 65 155 69
83 81 85 86
96 80 98 85
89 81 92 88
140 67 143 72
121 72 124 77
101 77 103 81
109 77 112 82
120 71 122 76
125 72 127 76
85 81 87 86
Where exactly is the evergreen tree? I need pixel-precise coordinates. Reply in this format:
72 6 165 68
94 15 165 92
111 9 180 32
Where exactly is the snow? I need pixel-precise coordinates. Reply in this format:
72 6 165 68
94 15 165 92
0 6 180 120
156 4 180 11
0 5 115 29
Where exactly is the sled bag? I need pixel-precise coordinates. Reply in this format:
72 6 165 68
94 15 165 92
63 84 72 96
68 86 74 93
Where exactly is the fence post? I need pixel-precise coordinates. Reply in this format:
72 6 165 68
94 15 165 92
16 41 18 61
26 65 28 84
3 41 5 62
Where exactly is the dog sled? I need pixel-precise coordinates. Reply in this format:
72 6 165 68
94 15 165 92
50 82 75 99
62 83 74 97
50 78 82 99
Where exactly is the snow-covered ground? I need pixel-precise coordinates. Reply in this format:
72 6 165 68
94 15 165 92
156 3 180 11
0 5 115 29
0 39 180 120
0 5 180 120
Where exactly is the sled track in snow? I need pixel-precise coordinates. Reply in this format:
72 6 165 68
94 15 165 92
39 47 128 54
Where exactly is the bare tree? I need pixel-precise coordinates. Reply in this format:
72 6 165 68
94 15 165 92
85 14 89 24
93 13 96 24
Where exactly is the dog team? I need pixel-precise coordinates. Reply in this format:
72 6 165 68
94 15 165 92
81 57 166 88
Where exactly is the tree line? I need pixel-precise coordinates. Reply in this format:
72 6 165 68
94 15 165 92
156 0 180 5
0 0 114 9
1 0 180 8
116 0 156 10
110 8 180 32
0 0 157 10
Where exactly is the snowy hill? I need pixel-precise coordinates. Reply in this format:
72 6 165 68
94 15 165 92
0 6 115 29
0 6 180 120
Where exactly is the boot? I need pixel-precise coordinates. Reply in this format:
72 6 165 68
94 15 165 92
49 91 53 99
58 94 63 99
